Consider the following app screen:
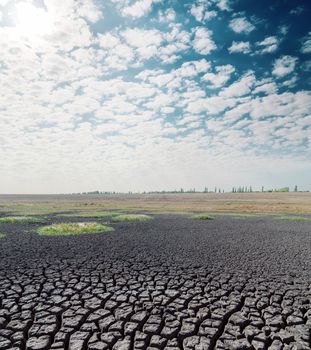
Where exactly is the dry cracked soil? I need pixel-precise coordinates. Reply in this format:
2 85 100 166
0 214 310 350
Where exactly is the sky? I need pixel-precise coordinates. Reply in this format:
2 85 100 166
0 0 311 194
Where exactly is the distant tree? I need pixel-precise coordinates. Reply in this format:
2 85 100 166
204 187 208 193
294 185 298 192
250 186 253 192
261 186 264 192
218 188 221 193
214 187 217 193
180 188 184 193
276 187 289 192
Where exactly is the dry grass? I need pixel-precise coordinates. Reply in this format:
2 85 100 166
58 211 121 218
0 192 310 215
0 216 44 223
112 214 153 222
274 216 311 222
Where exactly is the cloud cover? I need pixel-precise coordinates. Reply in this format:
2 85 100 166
0 0 310 193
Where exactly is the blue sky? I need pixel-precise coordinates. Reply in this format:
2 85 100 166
0 0 310 193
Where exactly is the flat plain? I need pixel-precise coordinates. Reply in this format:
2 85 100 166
0 193 310 349
1 192 311 215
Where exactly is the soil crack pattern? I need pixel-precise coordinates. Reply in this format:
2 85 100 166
0 214 310 349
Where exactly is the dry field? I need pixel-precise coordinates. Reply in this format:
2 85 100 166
0 192 311 215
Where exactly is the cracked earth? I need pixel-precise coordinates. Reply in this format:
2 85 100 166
0 215 310 350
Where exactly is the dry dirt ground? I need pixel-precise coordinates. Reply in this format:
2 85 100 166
0 192 311 215
0 213 310 350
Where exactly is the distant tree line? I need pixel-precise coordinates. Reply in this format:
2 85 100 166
72 185 306 195
232 185 300 193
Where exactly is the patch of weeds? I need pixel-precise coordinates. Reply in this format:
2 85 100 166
212 213 260 218
275 216 311 222
0 216 44 223
58 211 120 218
0 233 6 239
37 222 114 236
230 213 259 217
192 214 214 220
112 214 153 222
230 214 261 219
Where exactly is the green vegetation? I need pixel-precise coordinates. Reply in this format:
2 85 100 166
112 214 153 222
37 222 114 236
192 214 214 220
58 211 120 218
0 216 44 223
275 216 311 222
0 233 6 239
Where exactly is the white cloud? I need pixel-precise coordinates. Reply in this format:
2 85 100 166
216 0 231 11
229 17 255 34
301 32 311 54
0 1 310 193
97 32 120 49
220 71 255 98
161 106 175 114
186 95 238 115
77 0 103 22
190 4 204 22
122 28 163 48
176 59 210 77
256 36 279 54
0 0 10 6
192 27 216 55
272 55 297 77
190 4 216 22
121 0 162 18
224 91 311 122
96 26 191 67
228 41 250 54
253 81 277 95
158 8 176 22
202 64 235 89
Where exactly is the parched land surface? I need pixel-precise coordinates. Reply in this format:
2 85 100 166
0 215 311 350
1 192 311 214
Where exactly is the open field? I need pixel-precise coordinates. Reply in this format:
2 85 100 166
0 195 311 349
1 192 311 215
0 209 311 349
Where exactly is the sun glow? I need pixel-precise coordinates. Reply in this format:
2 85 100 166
14 2 53 36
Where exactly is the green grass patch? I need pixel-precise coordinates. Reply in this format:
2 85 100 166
37 222 114 236
112 214 153 222
0 233 6 239
191 214 214 220
275 216 311 222
0 216 44 223
58 211 120 218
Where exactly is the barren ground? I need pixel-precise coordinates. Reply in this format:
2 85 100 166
1 192 311 215
0 211 310 349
